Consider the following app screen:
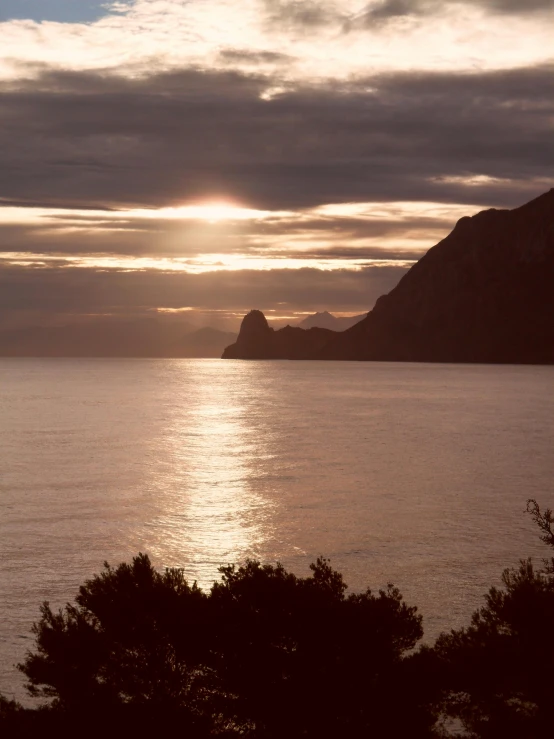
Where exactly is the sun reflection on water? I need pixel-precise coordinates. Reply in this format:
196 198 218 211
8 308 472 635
147 362 277 588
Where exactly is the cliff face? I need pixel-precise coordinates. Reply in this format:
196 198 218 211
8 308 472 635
223 189 554 364
322 188 554 363
222 310 335 359
222 310 274 359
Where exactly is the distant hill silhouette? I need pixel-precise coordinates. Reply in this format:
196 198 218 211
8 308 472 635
297 311 366 331
0 319 236 358
223 189 554 363
0 318 183 358
181 327 237 358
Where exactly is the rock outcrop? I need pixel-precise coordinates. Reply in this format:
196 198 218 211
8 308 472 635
223 189 554 364
222 310 335 359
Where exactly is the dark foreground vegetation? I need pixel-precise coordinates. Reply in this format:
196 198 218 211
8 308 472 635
2 501 554 738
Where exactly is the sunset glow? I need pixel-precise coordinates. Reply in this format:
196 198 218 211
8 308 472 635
150 203 274 223
1 3 553 731
0 0 551 329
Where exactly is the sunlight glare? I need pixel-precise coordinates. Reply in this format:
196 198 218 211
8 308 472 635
171 202 269 223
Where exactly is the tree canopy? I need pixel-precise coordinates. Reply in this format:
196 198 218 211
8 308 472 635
15 555 430 737
3 499 554 738
429 500 554 738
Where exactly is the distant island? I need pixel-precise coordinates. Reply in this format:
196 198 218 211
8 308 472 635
0 311 362 358
222 311 336 360
223 189 554 364
0 321 237 359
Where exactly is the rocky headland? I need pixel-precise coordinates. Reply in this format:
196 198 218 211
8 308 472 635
222 310 335 359
222 189 554 363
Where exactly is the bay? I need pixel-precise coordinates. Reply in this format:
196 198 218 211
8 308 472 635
1 358 553 701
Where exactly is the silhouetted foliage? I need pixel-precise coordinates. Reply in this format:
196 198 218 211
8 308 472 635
207 559 431 737
5 500 554 737
429 501 554 738
11 555 431 737
18 555 216 735
0 694 21 725
527 498 554 558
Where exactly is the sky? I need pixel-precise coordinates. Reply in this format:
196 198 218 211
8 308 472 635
0 0 552 332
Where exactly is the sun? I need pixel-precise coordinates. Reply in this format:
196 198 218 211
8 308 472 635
185 202 240 222
179 202 261 223
79 202 277 224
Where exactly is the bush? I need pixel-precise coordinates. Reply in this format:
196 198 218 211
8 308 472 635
7 499 554 737
14 555 430 737
431 500 554 738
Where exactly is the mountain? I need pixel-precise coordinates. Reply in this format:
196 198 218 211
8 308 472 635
181 327 237 358
323 188 554 363
223 189 554 364
222 310 334 359
0 318 186 357
297 311 366 331
0 319 236 358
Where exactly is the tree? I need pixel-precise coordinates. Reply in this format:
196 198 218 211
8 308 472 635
8 502 554 737
526 499 554 564
207 558 431 737
19 554 216 735
16 554 432 737
431 500 554 738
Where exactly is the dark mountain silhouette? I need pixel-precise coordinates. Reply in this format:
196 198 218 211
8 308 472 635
323 188 554 363
223 189 554 364
222 310 334 359
297 311 366 331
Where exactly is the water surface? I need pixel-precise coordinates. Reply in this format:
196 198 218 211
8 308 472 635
1 359 552 700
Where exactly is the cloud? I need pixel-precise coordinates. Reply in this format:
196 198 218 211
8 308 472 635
262 0 342 28
0 196 477 262
0 261 407 329
359 0 554 25
360 0 429 22
1 0 551 86
1 2 551 330
218 48 295 65
0 64 551 216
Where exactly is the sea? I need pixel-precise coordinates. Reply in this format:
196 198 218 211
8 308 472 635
1 359 553 701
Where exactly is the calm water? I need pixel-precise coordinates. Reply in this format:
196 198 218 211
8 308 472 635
1 359 553 701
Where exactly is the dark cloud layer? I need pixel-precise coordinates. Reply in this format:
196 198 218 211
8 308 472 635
218 49 295 65
1 53 551 330
0 262 407 328
263 0 339 28
261 0 553 31
0 63 551 213
362 0 554 21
